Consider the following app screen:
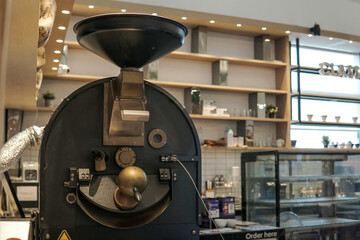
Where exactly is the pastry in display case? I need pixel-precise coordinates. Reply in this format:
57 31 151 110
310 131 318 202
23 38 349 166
241 150 360 240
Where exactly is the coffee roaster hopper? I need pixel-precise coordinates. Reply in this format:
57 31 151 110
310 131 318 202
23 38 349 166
39 13 201 238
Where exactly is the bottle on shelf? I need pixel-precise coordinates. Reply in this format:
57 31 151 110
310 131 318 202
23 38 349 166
225 128 234 147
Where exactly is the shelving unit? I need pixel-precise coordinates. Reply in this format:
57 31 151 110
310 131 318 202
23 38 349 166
47 35 292 148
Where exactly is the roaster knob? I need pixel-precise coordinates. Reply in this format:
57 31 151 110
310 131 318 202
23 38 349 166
114 166 147 210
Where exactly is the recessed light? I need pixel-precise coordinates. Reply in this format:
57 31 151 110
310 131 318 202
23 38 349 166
56 39 63 43
58 26 66 30
88 5 94 9
308 34 313 37
121 9 126 12
52 67 58 70
285 30 291 34
53 59 59 63
262 27 267 31
210 20 215 24
181 17 187 20
61 10 70 14
349 40 353 44
236 24 242 27
264 38 271 42
329 37 333 40
152 13 158 16
54 50 61 54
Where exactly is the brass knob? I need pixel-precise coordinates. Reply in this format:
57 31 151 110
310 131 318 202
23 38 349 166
114 166 147 210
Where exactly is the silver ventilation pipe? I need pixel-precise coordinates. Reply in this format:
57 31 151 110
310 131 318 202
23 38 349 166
0 126 44 173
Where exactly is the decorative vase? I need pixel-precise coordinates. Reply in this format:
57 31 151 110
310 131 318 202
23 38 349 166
323 144 328 148
45 99 54 107
269 113 276 118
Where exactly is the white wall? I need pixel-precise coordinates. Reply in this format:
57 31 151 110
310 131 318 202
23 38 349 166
114 0 360 37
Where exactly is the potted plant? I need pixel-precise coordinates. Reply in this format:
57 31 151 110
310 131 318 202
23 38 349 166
322 135 330 148
42 91 56 107
266 105 278 118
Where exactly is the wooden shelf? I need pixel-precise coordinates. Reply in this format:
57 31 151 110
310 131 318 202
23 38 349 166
190 114 288 123
36 107 56 112
292 92 360 102
167 51 286 68
148 80 287 95
44 73 103 82
201 145 287 151
44 74 287 95
65 41 287 69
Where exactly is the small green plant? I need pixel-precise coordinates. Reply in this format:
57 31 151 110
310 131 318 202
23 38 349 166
322 135 330 147
42 91 55 100
266 105 278 115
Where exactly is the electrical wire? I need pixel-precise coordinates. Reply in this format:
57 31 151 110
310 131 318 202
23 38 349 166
175 158 225 240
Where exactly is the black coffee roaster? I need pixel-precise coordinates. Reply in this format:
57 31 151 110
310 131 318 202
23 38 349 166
37 14 201 240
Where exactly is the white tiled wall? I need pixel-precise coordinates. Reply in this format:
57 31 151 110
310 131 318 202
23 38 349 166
201 148 242 200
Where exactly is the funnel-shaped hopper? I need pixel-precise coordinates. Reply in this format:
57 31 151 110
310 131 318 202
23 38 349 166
74 13 188 69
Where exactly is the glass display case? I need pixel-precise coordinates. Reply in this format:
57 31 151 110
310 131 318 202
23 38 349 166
241 150 360 240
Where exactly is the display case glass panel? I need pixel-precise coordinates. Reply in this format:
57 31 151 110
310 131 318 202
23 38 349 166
242 150 360 239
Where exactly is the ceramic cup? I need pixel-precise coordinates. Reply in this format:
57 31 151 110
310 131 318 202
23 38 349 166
335 116 341 123
227 219 236 228
307 114 313 121
214 219 227 228
276 139 285 147
321 115 327 122
353 117 358 123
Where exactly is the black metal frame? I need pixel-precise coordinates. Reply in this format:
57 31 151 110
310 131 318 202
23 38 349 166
290 38 360 129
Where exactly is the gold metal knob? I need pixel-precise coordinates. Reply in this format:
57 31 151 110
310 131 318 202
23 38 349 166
114 166 147 210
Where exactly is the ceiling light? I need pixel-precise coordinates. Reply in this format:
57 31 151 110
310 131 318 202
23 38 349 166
152 13 158 16
58 26 66 30
264 38 271 42
54 50 61 54
61 10 70 14
262 27 267 31
88 5 94 9
285 30 291 34
52 67 58 70
121 9 126 12
56 39 63 43
236 24 242 27
329 37 333 40
308 34 313 37
210 20 215 24
181 17 187 20
349 40 353 44
53 59 59 63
